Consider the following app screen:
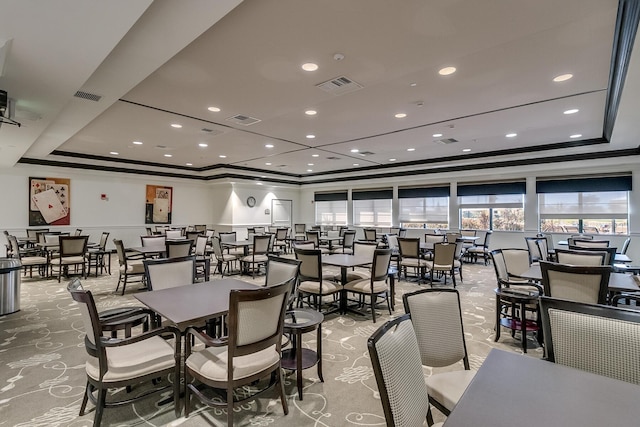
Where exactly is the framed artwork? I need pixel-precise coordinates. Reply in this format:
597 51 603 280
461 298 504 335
145 185 172 224
29 177 71 226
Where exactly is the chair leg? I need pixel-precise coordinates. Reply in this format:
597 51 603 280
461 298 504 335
227 388 234 427
370 294 376 323
95 387 107 427
79 381 90 415
278 366 289 415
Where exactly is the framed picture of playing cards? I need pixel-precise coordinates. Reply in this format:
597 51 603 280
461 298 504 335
29 177 71 226
145 184 172 224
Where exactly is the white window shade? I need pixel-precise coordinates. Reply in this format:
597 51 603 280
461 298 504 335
459 194 523 209
353 199 392 226
315 200 347 225
539 191 628 219
399 197 449 223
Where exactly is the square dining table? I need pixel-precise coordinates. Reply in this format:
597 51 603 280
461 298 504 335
443 348 640 427
134 278 258 331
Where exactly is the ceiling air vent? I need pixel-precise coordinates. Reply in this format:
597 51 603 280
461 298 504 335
74 91 102 102
316 76 363 96
326 156 341 160
359 151 375 156
201 127 222 135
435 138 458 145
226 114 261 126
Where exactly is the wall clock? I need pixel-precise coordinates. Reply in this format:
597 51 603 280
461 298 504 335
246 196 256 208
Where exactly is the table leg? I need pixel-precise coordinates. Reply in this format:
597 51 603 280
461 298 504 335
295 330 303 400
317 324 323 383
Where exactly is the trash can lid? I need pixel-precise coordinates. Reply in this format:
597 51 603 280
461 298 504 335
0 258 22 273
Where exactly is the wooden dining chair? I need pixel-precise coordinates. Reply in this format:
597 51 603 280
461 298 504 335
539 261 611 304
367 314 443 427
184 280 292 427
540 296 640 385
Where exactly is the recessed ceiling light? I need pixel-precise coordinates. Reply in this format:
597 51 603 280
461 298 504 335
462 148 472 152
395 113 407 118
553 74 573 82
265 162 272 166
219 155 227 158
312 154 319 157
207 106 221 112
350 149 359 153
506 133 517 138
308 163 314 166
410 83 417 87
110 151 119 155
564 109 579 115
570 134 583 139
407 148 415 152
353 163 360 166
307 169 313 172
164 154 172 158
256 182 263 185
302 63 318 71
132 141 143 145
433 133 443 138
171 123 182 128
265 144 274 148
306 134 315 139
389 158 397 162
438 66 456 76
186 163 193 166
305 110 317 116
198 143 208 147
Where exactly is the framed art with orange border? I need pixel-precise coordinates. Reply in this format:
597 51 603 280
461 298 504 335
145 185 172 224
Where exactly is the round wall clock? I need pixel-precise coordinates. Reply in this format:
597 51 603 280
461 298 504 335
246 196 256 207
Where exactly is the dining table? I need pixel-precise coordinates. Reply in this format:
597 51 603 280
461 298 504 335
221 240 252 256
134 278 258 332
443 348 640 427
321 254 375 315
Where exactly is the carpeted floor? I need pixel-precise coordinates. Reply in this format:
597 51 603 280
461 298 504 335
0 255 543 426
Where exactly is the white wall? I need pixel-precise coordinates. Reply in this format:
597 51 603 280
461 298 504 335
1 165 219 253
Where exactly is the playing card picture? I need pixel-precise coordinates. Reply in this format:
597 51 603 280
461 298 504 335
28 177 71 226
145 184 172 224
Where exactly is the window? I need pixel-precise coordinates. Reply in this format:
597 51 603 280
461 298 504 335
315 200 347 225
537 176 631 235
458 182 525 231
353 189 392 227
398 186 449 229
538 192 628 234
314 192 347 225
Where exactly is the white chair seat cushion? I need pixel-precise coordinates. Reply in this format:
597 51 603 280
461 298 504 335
426 369 476 411
401 258 428 268
121 260 145 274
334 270 370 283
467 247 487 254
219 254 238 262
60 256 85 264
344 278 388 294
241 254 268 263
20 256 48 265
298 280 340 295
86 335 175 382
186 344 279 381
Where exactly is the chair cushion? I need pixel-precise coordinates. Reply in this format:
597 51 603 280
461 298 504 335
186 344 279 381
425 369 476 411
401 258 428 268
121 260 145 274
86 335 175 382
20 256 48 266
298 280 340 295
344 278 388 294
241 254 268 263
60 256 85 264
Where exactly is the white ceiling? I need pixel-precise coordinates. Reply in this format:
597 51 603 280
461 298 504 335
1 0 638 182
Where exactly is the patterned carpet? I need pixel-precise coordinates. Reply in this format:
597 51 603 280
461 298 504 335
0 255 543 426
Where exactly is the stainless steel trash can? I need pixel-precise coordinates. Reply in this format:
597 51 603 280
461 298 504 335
0 258 21 315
